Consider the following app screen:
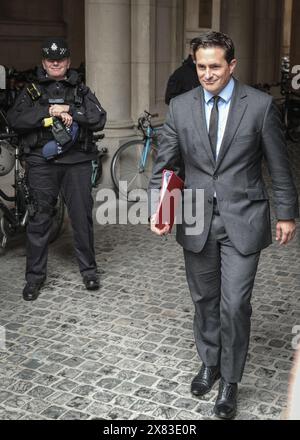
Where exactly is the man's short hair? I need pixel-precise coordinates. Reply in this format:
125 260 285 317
192 31 235 64
190 38 199 50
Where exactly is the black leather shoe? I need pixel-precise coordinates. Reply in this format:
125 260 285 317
22 279 45 301
191 364 220 396
214 378 238 420
83 275 100 291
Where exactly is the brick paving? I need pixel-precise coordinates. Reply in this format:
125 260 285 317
0 144 300 420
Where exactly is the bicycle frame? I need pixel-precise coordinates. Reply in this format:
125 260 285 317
0 119 67 249
0 144 29 247
138 125 155 172
110 110 160 199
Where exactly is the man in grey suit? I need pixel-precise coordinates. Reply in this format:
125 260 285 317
148 32 298 419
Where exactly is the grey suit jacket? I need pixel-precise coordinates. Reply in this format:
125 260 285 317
148 79 299 255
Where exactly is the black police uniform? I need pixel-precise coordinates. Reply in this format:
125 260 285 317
165 55 200 105
7 64 106 286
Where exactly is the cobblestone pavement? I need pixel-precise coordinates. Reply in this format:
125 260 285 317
0 145 300 421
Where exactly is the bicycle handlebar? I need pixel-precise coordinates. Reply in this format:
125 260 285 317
144 110 158 118
138 110 159 129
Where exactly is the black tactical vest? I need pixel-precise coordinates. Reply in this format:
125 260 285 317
21 81 87 152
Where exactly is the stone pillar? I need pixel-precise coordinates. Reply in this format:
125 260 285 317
131 0 153 122
85 0 132 134
290 0 300 68
220 0 255 84
282 0 293 57
154 0 184 118
85 0 133 186
84 0 184 186
63 0 85 68
131 0 183 122
252 0 283 84
221 0 283 85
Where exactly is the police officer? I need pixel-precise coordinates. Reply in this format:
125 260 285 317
7 38 107 301
165 38 200 105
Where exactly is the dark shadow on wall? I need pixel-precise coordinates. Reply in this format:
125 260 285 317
0 0 85 70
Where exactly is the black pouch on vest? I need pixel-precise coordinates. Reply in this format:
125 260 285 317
51 118 72 146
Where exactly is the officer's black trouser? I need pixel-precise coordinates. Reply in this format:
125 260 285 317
26 159 97 283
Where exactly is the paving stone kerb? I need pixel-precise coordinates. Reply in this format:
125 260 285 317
0 145 300 420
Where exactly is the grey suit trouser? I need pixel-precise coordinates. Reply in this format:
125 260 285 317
184 201 260 383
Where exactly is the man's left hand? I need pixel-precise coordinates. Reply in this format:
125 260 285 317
276 220 296 245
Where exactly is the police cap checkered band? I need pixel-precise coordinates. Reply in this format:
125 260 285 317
41 38 70 60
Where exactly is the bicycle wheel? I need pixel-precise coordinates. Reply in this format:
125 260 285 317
49 193 65 243
284 99 300 142
0 208 7 254
287 125 300 143
111 139 157 200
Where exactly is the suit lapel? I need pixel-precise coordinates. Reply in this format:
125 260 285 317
215 79 248 170
192 87 215 168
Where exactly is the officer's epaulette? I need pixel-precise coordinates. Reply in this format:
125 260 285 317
26 82 42 101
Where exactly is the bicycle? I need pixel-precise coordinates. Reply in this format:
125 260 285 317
0 110 65 252
279 56 300 143
253 56 300 143
91 132 108 188
110 110 161 200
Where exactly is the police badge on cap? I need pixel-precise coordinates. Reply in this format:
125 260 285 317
41 38 70 60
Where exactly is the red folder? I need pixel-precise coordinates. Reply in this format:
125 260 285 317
155 169 184 232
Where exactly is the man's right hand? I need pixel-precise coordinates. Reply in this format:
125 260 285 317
150 215 170 236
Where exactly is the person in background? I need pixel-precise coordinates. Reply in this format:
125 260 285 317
165 38 200 105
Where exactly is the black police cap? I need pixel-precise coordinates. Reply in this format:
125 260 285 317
41 38 70 60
